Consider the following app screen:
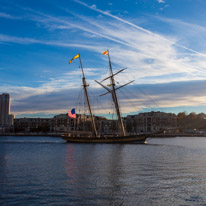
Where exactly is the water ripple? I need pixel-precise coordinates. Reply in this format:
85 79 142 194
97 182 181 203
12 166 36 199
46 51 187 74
1 136 206 205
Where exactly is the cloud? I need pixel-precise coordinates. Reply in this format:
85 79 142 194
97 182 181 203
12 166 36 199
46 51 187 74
0 34 39 44
154 16 206 51
74 0 206 58
0 12 21 19
157 0 165 3
91 4 96 9
2 2 206 116
10 80 206 116
16 7 206 84
0 33 102 52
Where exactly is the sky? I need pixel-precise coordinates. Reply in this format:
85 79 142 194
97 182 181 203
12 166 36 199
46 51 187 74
1 0 206 118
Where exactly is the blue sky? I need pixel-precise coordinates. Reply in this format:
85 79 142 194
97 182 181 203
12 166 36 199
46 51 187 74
1 0 206 118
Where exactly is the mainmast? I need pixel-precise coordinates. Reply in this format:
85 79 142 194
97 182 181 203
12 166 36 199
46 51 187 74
78 54 98 137
95 50 134 137
107 51 126 136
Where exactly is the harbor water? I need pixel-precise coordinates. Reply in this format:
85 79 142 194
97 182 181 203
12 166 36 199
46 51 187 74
1 136 206 205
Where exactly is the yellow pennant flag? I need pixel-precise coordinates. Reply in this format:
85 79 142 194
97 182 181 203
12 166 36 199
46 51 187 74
69 54 79 64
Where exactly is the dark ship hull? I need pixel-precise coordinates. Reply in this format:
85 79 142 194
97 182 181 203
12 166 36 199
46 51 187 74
62 134 147 143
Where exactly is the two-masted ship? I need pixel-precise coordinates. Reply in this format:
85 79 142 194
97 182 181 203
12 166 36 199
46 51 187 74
62 50 148 143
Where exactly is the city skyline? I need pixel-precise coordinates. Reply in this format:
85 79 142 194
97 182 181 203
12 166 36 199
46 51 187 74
1 0 206 118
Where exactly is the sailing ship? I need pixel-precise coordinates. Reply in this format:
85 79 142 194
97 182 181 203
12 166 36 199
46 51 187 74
62 50 148 143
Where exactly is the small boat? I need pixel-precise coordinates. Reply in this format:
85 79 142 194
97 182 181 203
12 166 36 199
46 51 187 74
62 51 148 143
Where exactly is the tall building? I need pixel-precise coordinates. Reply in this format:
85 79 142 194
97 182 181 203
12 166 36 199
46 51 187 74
0 93 14 127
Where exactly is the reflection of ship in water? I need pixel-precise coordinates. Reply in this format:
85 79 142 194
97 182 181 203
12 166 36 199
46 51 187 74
62 51 148 143
64 145 76 183
64 143 126 205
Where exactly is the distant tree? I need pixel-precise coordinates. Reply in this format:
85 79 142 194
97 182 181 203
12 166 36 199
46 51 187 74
177 111 206 130
198 113 206 119
177 112 187 119
188 112 197 119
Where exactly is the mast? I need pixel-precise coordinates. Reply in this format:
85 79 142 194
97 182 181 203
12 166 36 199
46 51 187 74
107 50 126 136
78 54 98 137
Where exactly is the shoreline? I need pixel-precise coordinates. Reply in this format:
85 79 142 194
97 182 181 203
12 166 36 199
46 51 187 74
1 133 206 138
0 133 63 137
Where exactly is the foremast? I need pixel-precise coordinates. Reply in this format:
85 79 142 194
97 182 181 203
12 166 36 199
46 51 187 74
78 54 98 137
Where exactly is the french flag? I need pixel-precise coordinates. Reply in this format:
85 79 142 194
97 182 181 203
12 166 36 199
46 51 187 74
68 108 76 119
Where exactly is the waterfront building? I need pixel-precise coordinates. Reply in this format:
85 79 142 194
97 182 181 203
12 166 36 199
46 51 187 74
52 114 118 134
95 117 119 135
0 93 14 129
13 111 177 134
52 114 72 132
14 118 52 133
52 113 92 132
13 114 91 133
126 111 177 133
